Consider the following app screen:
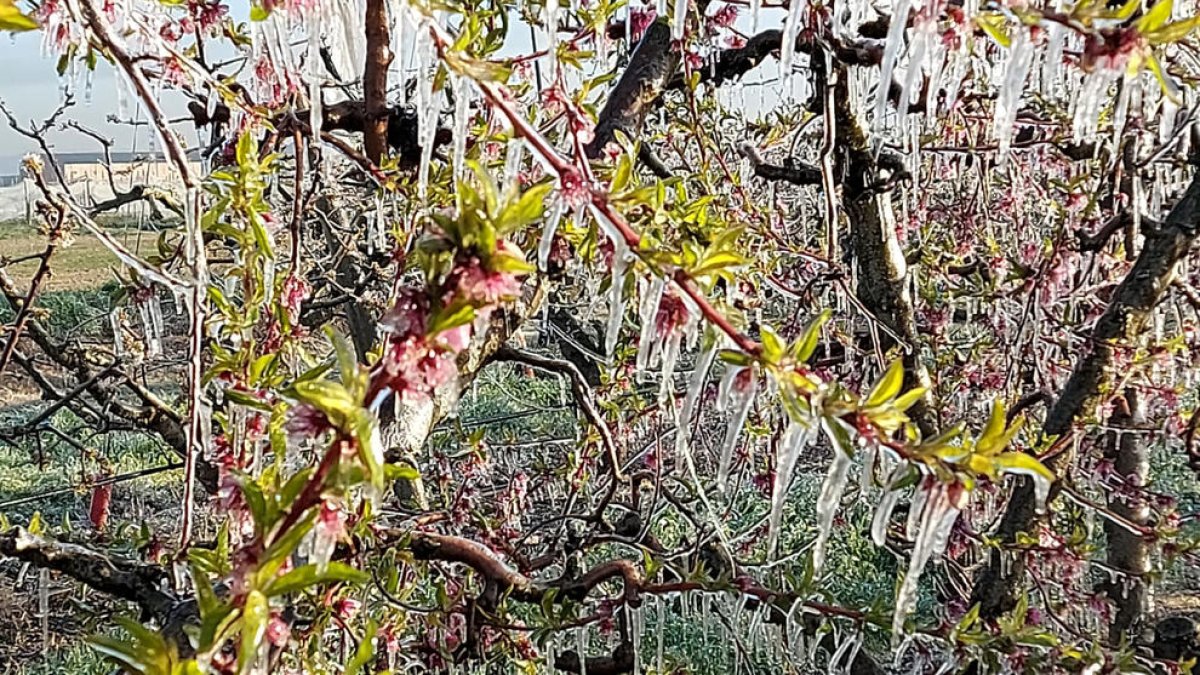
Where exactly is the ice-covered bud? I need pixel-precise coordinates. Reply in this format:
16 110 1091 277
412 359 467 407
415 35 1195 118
559 168 592 210
286 403 332 440
380 287 430 339
654 291 690 338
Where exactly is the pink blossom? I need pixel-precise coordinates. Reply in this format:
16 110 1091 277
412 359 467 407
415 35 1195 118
710 4 738 28
266 612 291 647
286 403 332 439
559 168 592 210
655 291 690 338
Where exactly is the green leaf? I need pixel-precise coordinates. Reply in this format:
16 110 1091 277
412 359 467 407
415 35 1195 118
865 360 904 408
497 182 553 234
385 462 421 481
0 0 37 31
1137 0 1174 31
266 562 370 597
239 591 269 674
344 620 378 675
791 309 831 363
975 13 1010 48
717 349 753 367
759 324 785 363
993 451 1054 483
892 387 927 412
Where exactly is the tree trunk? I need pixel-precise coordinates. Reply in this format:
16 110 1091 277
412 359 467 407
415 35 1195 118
832 64 938 438
1103 388 1151 642
971 172 1200 620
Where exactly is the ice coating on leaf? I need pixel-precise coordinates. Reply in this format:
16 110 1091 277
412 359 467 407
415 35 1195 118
769 421 811 559
717 367 754 490
891 482 961 644
994 28 1034 160
872 0 911 146
812 432 853 575
538 198 565 270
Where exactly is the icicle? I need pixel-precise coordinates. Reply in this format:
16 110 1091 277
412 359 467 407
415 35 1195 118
1041 23 1065 99
812 438 853 575
672 0 688 41
779 0 803 98
656 594 666 673
138 292 162 358
635 277 665 374
993 28 1034 160
1112 72 1134 144
872 486 904 546
675 335 718 458
578 627 588 675
109 309 124 356
546 0 559 81
605 244 629 356
308 21 323 143
389 0 409 106
415 20 437 201
872 0 911 145
503 138 524 194
750 0 762 32
659 332 684 404
1073 70 1116 142
769 421 811 559
451 74 471 189
717 368 755 490
631 605 642 673
39 567 49 650
538 199 565 270
898 18 933 125
891 482 961 644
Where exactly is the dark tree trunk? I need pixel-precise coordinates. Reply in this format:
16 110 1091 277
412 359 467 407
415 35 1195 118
1103 388 1151 642
970 173 1200 620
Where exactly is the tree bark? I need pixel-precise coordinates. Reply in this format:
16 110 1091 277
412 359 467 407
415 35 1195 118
1103 389 1151 642
832 64 938 437
970 171 1200 620
584 20 678 159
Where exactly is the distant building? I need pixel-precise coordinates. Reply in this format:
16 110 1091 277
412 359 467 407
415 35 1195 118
54 151 203 195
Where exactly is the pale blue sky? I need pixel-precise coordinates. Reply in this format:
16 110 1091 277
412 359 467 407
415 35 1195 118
0 3 786 174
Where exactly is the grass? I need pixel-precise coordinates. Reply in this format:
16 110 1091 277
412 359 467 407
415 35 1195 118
0 217 158 293
0 405 181 530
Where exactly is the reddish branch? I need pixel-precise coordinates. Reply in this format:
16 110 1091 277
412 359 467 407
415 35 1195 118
362 0 392 164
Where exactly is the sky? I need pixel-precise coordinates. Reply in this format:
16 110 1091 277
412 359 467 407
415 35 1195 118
0 3 790 175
